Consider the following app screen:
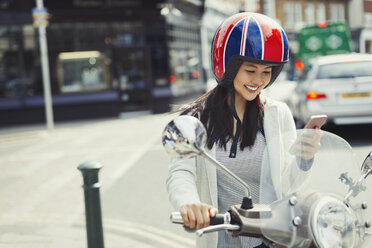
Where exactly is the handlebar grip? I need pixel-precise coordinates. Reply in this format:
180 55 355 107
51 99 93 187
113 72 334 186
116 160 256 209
170 212 184 224
170 212 227 225
210 214 225 225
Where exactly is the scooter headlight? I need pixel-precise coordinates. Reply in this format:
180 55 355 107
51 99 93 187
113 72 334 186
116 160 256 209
310 196 357 248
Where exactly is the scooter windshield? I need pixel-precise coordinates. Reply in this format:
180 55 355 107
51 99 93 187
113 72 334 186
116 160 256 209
259 129 372 248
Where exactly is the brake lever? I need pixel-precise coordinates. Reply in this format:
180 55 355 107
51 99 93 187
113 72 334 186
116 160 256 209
195 224 240 237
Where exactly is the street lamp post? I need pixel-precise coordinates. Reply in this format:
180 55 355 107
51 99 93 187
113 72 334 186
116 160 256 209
35 0 54 130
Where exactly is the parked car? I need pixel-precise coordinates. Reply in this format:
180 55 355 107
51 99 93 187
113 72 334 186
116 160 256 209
289 53 372 128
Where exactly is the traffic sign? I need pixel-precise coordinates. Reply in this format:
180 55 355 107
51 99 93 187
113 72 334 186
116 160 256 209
32 7 49 27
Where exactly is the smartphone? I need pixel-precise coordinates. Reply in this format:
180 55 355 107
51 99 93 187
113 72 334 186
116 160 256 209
304 115 328 129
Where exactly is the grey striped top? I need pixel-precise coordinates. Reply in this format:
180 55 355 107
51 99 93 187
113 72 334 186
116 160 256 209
216 131 266 248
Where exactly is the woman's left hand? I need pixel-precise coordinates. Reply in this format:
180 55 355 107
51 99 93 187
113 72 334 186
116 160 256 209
289 130 322 160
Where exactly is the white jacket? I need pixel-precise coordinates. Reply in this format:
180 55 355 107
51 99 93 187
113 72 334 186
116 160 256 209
166 96 300 248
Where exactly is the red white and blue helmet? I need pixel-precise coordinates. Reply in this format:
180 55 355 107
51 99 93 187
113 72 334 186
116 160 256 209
211 12 289 87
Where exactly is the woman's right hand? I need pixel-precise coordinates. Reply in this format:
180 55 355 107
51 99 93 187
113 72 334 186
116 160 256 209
179 203 218 229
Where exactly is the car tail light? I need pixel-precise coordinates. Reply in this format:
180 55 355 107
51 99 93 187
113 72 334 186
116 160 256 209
192 70 199 78
169 75 176 83
295 60 304 71
317 21 328 28
307 91 327 100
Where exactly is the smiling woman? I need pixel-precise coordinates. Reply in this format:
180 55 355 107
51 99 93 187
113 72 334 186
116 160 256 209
165 12 317 248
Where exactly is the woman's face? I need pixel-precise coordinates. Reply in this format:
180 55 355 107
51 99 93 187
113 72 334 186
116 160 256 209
233 62 272 102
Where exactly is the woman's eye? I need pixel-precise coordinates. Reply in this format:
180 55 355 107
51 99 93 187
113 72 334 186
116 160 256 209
246 70 255 73
263 71 271 74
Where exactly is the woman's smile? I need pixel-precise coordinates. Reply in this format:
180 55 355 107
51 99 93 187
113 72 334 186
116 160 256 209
233 62 272 103
244 84 259 93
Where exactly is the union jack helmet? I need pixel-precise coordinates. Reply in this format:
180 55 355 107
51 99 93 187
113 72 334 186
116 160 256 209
211 12 289 87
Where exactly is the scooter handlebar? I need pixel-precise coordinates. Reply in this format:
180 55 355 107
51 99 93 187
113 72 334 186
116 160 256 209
170 211 228 225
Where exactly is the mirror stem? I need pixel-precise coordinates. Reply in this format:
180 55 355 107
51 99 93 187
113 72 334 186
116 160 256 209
344 174 367 202
202 151 252 199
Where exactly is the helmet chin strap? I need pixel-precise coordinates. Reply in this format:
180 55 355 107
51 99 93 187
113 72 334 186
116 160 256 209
229 87 241 158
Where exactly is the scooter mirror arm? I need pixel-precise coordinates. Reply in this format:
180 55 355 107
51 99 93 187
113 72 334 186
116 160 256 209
344 174 368 202
202 150 251 199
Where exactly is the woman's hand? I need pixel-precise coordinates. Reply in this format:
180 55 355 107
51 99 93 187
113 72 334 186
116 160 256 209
179 203 218 229
289 131 322 160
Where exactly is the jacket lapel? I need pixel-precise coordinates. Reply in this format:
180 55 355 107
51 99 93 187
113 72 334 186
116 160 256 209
203 97 284 206
263 100 283 198
205 145 218 207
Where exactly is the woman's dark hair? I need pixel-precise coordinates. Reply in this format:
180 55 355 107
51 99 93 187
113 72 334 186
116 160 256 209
179 85 264 151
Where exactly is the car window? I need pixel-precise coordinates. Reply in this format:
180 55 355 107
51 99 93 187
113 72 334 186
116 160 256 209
317 61 372 79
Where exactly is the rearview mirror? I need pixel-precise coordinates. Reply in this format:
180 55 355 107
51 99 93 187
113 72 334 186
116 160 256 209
162 115 252 199
162 115 207 158
361 151 372 179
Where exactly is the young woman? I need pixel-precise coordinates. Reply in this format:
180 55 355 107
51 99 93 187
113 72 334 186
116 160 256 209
166 12 318 248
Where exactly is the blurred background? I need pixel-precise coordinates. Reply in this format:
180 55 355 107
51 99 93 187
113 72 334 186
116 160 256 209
0 0 372 247
0 0 371 126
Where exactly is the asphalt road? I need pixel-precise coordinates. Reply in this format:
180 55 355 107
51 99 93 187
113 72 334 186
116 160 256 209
0 115 371 248
0 113 194 248
325 124 372 164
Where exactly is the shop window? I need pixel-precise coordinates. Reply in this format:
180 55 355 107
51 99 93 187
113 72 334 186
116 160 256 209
48 21 144 50
112 47 147 111
73 0 141 7
57 51 109 93
0 27 8 50
305 3 315 25
111 22 144 47
0 0 34 10
284 2 302 29
263 0 276 19
316 3 326 23
330 4 345 22
167 23 203 86
76 22 111 48
365 40 372 53
114 49 145 91
0 24 39 98
23 25 36 50
151 46 168 86
168 48 202 85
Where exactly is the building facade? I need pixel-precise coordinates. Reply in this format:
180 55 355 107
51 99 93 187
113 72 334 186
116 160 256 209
0 0 205 126
1 0 366 127
257 0 349 80
264 0 348 50
348 0 372 53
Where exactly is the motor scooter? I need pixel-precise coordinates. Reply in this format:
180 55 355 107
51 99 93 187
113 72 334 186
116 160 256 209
162 115 372 248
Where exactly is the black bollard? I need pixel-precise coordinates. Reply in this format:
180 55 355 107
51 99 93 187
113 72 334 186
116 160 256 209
78 161 105 248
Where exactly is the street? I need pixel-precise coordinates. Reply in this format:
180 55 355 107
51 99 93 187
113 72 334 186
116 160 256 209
326 124 372 165
0 114 372 248
0 113 194 248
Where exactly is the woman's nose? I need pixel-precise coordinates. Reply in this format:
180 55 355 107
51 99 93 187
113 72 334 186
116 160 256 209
250 73 263 85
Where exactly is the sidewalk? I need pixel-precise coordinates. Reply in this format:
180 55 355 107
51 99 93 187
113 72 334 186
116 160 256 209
0 112 193 248
0 214 155 248
0 210 179 248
